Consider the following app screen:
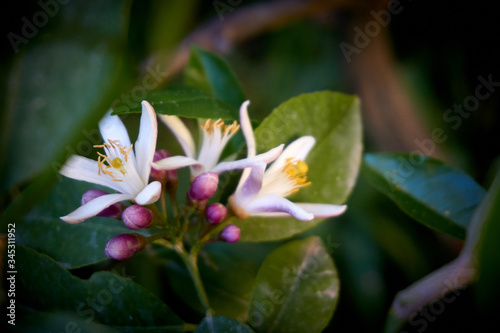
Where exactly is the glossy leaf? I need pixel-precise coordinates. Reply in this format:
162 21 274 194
363 153 485 239
0 0 131 193
195 315 254 333
228 91 362 241
112 84 238 120
16 178 162 269
248 237 339 332
476 170 500 305
15 246 184 329
184 46 246 109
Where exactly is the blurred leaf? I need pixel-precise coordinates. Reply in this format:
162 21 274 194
16 178 162 269
184 46 246 109
0 0 131 193
112 84 237 120
363 153 485 239
195 315 254 333
15 245 184 329
476 170 500 305
229 91 362 241
248 237 339 333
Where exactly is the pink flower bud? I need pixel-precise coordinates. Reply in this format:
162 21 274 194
150 149 178 184
122 205 153 230
81 189 125 219
206 203 227 224
219 224 241 243
188 173 219 202
104 234 146 260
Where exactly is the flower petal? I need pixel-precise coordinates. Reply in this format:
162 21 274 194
159 114 196 159
99 109 133 149
294 203 347 218
239 100 255 186
212 144 283 174
231 161 266 208
135 101 158 181
239 101 255 158
60 193 133 224
153 156 204 173
265 136 316 176
244 194 314 221
60 155 125 193
134 181 162 205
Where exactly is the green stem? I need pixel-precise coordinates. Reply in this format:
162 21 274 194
175 243 212 317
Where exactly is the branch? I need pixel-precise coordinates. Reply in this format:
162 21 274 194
147 0 361 84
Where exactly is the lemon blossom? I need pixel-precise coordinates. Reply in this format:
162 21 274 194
152 105 284 178
228 101 347 221
59 101 162 224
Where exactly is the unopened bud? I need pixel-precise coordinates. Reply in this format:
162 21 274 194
104 233 146 260
188 173 219 202
150 149 178 184
219 224 241 243
122 205 153 230
206 203 227 224
81 189 125 219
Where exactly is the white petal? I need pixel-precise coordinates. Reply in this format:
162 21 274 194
134 181 162 205
159 114 196 159
60 193 132 224
211 144 283 174
265 136 316 176
245 194 314 221
60 155 125 193
99 109 132 148
232 161 266 205
135 101 158 181
239 101 255 158
153 156 204 172
294 203 347 218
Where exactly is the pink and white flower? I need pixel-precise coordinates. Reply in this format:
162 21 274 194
229 101 347 221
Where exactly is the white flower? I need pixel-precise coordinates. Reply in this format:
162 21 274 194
60 101 162 224
153 104 283 178
229 101 347 221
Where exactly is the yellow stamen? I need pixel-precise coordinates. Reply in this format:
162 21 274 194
94 139 131 182
282 158 311 192
201 118 240 136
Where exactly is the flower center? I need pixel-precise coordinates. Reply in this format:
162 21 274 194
94 139 133 182
282 158 311 195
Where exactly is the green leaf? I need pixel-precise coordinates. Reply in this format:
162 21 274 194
16 178 162 269
0 0 131 193
184 46 246 109
248 237 339 333
159 242 276 320
195 315 254 333
363 153 486 239
231 91 362 241
14 245 184 329
476 170 500 306
112 84 237 120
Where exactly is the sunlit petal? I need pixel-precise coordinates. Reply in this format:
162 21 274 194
135 101 158 181
265 136 315 176
135 181 162 205
99 110 132 148
60 193 132 224
244 194 314 221
295 203 347 218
